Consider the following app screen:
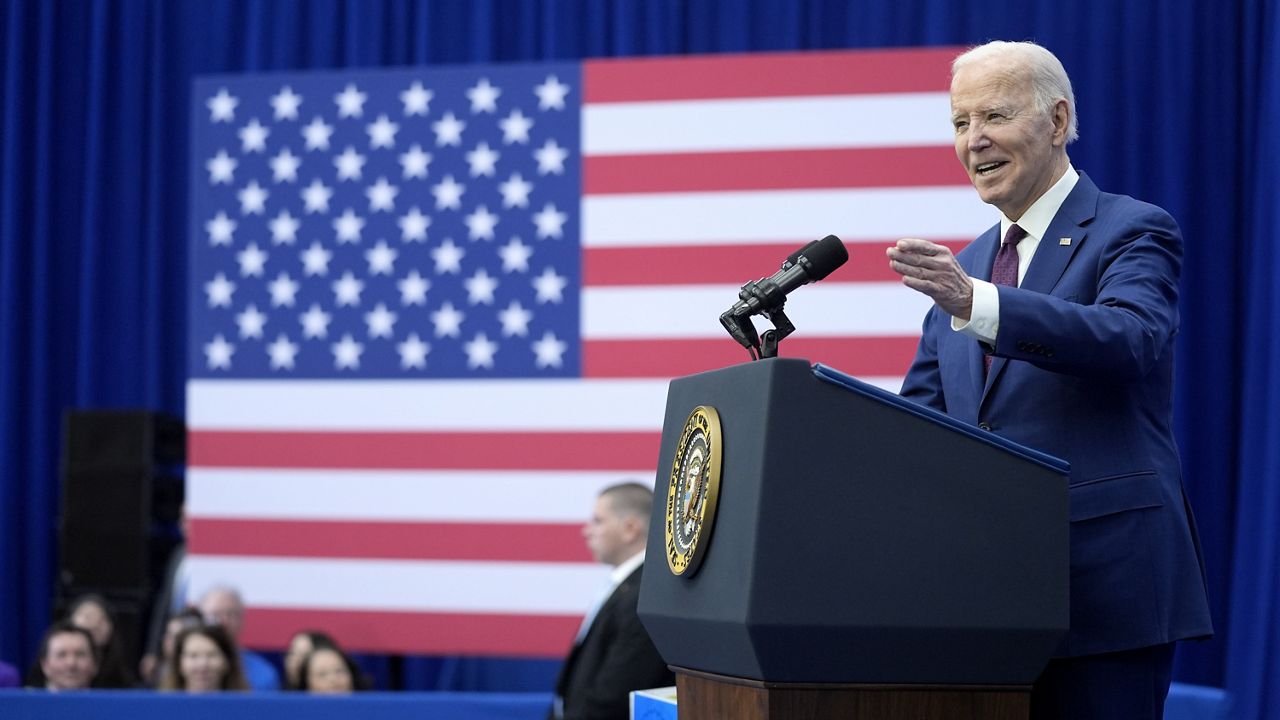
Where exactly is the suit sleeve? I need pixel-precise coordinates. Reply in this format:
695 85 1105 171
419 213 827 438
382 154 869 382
567 585 671 719
994 204 1182 380
900 305 948 411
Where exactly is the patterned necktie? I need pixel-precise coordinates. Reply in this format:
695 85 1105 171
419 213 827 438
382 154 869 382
985 223 1026 374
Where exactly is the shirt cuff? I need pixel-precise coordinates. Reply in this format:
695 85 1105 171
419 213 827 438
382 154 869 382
951 278 1000 345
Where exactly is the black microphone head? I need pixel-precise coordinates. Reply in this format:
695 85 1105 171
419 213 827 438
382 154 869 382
782 239 820 269
799 235 848 280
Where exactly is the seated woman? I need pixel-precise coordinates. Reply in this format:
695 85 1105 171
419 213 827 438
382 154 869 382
67 594 137 688
283 630 339 690
142 607 203 688
299 645 367 694
158 625 249 692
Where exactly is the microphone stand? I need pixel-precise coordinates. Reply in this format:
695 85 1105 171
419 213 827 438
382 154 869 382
719 279 797 360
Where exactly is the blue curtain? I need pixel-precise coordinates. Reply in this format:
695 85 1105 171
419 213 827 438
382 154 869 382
1 0 1276 712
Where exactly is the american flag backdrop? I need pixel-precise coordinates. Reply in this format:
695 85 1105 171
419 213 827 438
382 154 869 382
186 48 992 656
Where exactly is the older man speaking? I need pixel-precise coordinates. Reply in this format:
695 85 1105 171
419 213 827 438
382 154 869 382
887 41 1212 720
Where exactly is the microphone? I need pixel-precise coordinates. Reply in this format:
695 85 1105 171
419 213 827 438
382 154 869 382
723 234 848 319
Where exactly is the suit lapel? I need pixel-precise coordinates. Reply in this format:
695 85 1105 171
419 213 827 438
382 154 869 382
979 173 1100 405
968 225 1002 402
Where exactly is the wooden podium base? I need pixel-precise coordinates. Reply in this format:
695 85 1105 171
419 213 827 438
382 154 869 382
674 667 1031 720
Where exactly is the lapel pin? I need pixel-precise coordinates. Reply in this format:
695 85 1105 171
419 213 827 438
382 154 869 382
1059 237 1072 246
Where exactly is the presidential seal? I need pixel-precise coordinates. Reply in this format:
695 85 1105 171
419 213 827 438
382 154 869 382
664 405 723 576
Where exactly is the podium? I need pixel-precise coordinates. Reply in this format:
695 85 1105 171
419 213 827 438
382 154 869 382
637 359 1069 719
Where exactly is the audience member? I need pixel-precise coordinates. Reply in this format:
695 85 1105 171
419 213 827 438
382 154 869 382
198 585 280 690
33 621 98 691
141 607 203 688
284 629 339 690
550 482 673 720
158 625 248 692
0 659 18 688
299 645 367 694
67 593 138 688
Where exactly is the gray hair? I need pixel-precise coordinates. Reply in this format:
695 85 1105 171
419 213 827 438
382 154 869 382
952 41 1078 144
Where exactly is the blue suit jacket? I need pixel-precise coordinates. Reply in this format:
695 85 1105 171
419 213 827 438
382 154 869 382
901 173 1212 657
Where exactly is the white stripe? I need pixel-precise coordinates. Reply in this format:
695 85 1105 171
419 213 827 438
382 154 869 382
582 186 992 246
188 469 652 522
582 283 932 339
187 378 670 430
185 556 609 614
583 93 952 155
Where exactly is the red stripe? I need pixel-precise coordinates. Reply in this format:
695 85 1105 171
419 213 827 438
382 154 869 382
583 337 919 378
584 242 968 286
188 518 592 563
188 431 661 469
241 607 576 656
584 47 958 102
583 147 967 194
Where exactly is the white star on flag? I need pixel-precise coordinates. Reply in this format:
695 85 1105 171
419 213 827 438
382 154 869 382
397 207 430 242
534 75 570 110
333 209 365 243
431 239 464 274
238 181 269 215
334 147 367 181
331 334 364 369
302 117 334 151
400 81 433 116
396 333 430 369
335 84 368 118
270 148 301 183
301 179 333 213
239 118 270 153
299 304 332 339
399 144 432 179
205 273 235 307
432 175 465 210
367 114 399 149
333 272 365 306
465 269 499 305
533 203 567 239
365 241 398 275
532 267 567 303
365 303 398 338
366 177 399 212
499 109 533 144
498 173 532 208
464 332 498 368
235 304 267 339
467 78 501 113
431 301 464 337
207 88 238 122
466 142 500 177
236 243 268 277
432 112 465 146
267 334 300 369
207 150 237 184
498 300 532 337
465 205 498 240
269 210 301 245
301 242 333 276
498 237 532 272
534 139 568 175
205 212 236 245
268 272 300 307
397 270 430 305
203 334 235 369
271 86 303 121
532 331 567 368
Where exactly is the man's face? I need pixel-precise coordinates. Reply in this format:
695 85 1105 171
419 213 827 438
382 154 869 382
41 632 97 691
582 495 634 567
199 590 244 639
950 57 1066 220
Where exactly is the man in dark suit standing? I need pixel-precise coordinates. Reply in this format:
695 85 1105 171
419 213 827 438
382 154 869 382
550 482 672 720
887 40 1212 719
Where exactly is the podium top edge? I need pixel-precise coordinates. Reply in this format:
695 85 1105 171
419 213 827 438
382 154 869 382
812 363 1070 476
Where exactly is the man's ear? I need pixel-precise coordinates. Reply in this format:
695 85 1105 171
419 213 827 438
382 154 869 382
1050 99 1070 146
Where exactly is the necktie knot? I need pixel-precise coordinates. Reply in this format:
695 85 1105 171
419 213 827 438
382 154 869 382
1003 223 1028 247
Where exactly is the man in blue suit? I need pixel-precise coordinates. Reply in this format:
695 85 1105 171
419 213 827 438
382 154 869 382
888 41 1212 719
